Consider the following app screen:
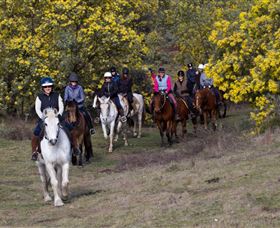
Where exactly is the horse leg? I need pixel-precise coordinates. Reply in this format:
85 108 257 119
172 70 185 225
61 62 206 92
109 122 115 153
37 163 52 202
61 163 70 200
84 133 93 162
182 119 187 138
121 122 128 146
212 110 217 131
133 116 137 137
101 123 108 139
166 121 172 146
45 163 64 207
56 165 63 198
137 112 142 138
223 102 227 118
203 112 208 130
78 144 83 166
192 117 197 134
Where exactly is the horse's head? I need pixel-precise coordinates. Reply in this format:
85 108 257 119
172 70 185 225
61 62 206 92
65 100 79 123
43 108 60 145
195 88 209 114
153 91 166 113
98 96 111 122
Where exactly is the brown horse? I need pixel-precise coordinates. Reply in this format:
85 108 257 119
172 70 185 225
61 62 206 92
65 100 93 166
175 97 197 138
153 91 175 146
217 90 227 118
195 88 217 131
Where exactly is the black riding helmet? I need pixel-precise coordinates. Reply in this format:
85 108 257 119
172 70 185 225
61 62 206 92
158 67 165 73
177 70 185 77
122 67 129 75
69 72 79 82
110 66 117 73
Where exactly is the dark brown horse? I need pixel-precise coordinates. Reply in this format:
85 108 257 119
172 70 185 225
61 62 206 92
65 100 93 166
195 88 217 131
175 97 197 138
153 91 175 146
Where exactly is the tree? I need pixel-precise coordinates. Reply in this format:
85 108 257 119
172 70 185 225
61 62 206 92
208 0 280 127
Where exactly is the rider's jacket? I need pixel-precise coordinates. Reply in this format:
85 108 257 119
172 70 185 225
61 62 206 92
186 68 196 94
154 75 172 93
118 77 132 94
200 72 213 88
173 79 188 97
100 81 118 98
64 84 85 108
35 91 64 119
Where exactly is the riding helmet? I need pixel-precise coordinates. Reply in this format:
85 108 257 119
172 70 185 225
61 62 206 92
68 72 79 82
198 64 204 70
122 67 129 75
104 72 112 78
187 63 193 68
40 77 54 87
110 66 117 73
177 70 185 77
158 67 165 73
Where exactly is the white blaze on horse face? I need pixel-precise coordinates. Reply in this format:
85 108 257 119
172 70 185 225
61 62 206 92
45 111 60 145
99 97 111 122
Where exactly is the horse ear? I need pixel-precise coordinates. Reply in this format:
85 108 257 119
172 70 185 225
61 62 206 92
98 97 102 103
105 97 110 103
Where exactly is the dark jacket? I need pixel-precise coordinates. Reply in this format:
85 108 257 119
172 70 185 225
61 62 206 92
38 91 59 112
100 81 118 98
173 80 188 97
186 68 196 94
118 77 132 94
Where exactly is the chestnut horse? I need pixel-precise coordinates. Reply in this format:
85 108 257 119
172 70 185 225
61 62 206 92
175 97 197 138
65 100 93 166
153 91 175 146
195 88 217 131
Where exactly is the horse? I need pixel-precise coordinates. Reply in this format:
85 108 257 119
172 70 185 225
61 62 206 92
36 108 71 207
64 100 93 166
119 93 144 138
96 96 128 153
153 91 176 146
194 87 217 130
175 96 197 138
217 90 227 118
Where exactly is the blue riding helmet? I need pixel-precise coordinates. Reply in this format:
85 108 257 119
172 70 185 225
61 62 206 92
40 77 54 87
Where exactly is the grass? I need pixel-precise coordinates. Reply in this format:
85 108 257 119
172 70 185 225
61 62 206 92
2 104 280 226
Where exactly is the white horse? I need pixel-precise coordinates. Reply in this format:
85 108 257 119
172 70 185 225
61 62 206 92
36 108 71 207
93 96 128 152
129 93 144 138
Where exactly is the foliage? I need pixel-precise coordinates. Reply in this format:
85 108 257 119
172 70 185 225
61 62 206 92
0 0 158 115
208 0 280 127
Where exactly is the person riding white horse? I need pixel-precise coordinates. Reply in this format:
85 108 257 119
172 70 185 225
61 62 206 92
36 108 71 207
31 77 64 161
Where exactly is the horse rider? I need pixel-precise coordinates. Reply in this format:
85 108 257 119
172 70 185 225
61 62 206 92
198 64 221 105
186 63 196 97
153 67 178 119
64 72 95 135
100 72 126 121
173 70 198 118
110 66 121 83
118 67 134 114
31 77 64 161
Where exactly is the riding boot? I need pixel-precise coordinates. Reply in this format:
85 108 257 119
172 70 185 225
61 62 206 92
83 110 95 135
31 135 40 161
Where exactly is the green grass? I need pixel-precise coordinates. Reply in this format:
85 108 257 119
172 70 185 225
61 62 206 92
2 105 280 226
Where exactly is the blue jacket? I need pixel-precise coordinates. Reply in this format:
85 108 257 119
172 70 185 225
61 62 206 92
64 84 85 108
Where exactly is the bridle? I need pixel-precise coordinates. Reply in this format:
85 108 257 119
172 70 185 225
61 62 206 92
43 116 61 143
155 91 167 112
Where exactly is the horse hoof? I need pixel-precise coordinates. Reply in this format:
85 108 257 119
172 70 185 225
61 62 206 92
54 199 64 207
124 142 128 146
44 195 52 202
137 135 141 138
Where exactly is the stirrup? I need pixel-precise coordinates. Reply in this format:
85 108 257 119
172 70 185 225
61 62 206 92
120 116 127 122
90 128 96 135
